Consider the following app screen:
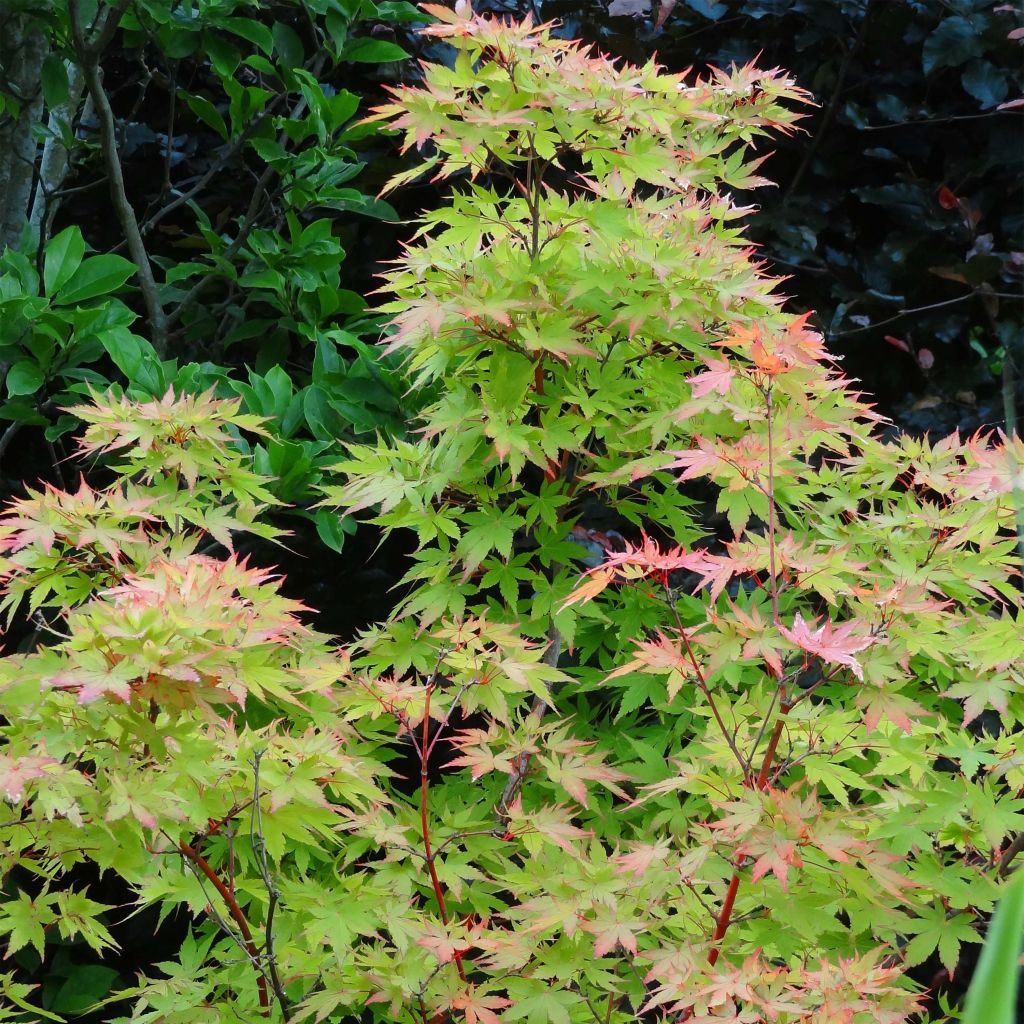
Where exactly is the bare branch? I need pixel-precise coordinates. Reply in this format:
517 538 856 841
69 0 168 355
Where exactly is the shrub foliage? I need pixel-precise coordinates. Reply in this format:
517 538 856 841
1 5 1023 1022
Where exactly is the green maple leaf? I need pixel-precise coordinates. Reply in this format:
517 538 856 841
904 906 981 974
503 982 580 1024
0 891 55 960
457 506 524 572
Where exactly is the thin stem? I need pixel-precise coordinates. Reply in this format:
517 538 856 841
667 592 750 781
424 678 474 760
419 659 468 983
496 624 561 821
861 110 1020 130
997 832 1024 878
678 382 793 1018
69 0 168 355
250 751 290 1020
828 291 1023 339
764 383 781 628
177 838 271 1014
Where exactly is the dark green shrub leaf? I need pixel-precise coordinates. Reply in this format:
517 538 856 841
273 21 305 66
686 0 728 20
221 16 275 55
49 965 119 1014
182 92 229 140
6 361 43 397
0 399 48 426
922 16 984 75
373 1 428 21
313 508 354 552
340 37 409 63
43 226 86 296
56 255 137 305
205 34 241 78
98 327 154 381
40 54 70 109
961 59 1009 108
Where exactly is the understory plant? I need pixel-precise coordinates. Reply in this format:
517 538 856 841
0 0 414 548
1 4 1024 1023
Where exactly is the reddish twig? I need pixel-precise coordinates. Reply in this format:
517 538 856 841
706 870 742 969
419 663 468 983
763 384 782 627
678 381 793 1021
667 593 751 782
177 839 270 1014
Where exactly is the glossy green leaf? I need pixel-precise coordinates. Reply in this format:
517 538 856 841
922 16 983 75
340 37 409 63
961 59 1009 109
182 92 229 140
6 360 43 397
43 226 86 296
40 54 70 108
273 21 305 66
55 254 137 305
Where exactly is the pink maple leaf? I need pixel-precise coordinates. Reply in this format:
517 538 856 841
0 754 57 801
777 613 873 681
687 356 735 399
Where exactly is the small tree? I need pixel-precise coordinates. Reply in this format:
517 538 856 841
325 3 1024 1020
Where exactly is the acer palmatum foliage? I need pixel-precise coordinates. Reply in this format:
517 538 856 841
0 5 1022 1024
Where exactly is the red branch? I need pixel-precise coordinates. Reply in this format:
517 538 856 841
178 839 270 1014
420 679 468 983
680 382 791 1021
706 870 741 969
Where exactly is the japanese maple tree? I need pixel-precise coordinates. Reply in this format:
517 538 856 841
323 4 1024 1022
0 4 1023 1024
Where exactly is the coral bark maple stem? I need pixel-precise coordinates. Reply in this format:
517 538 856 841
765 383 781 627
178 839 271 1014
420 677 468 982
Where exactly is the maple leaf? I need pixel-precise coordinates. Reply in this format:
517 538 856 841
563 534 730 609
778 612 873 680
688 356 736 399
748 833 802 890
507 799 592 854
952 430 1024 499
415 922 465 964
947 672 1016 726
446 726 517 779
560 567 615 608
44 664 134 704
541 750 631 807
0 754 57 802
449 988 513 1024
614 838 672 879
664 436 724 482
605 631 692 700
857 689 926 735
707 794 765 841
583 913 643 956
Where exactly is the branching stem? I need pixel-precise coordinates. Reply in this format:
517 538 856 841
69 0 168 354
419 654 468 983
177 838 271 1014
